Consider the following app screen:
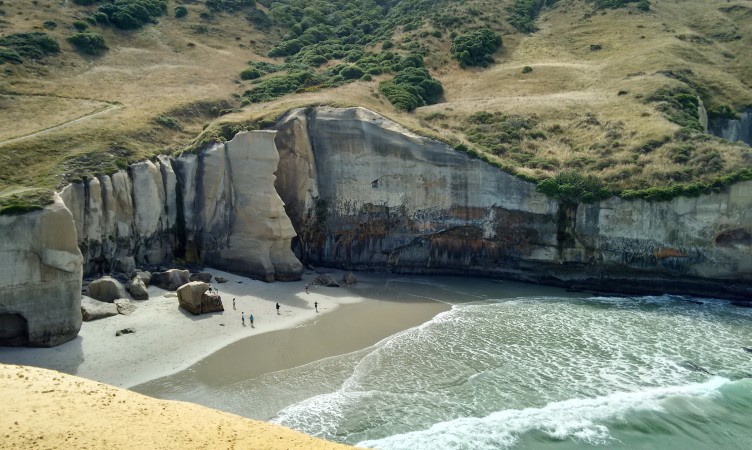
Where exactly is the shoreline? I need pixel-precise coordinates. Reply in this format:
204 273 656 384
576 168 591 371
0 268 450 390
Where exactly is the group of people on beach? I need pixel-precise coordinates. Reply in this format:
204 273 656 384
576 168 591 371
233 282 318 328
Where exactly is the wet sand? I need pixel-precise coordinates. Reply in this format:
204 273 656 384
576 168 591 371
135 294 449 395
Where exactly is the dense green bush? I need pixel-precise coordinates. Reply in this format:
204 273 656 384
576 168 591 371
536 171 611 203
0 32 60 61
450 28 502 67
379 66 443 111
175 5 189 18
155 115 182 129
73 20 89 31
240 67 262 80
43 20 58 30
95 1 167 30
507 0 557 33
645 86 703 131
593 0 647 9
244 70 324 103
206 0 255 12
0 48 23 64
67 32 109 55
246 7 272 29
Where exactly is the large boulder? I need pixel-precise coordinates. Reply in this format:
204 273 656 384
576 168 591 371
130 270 151 286
114 299 137 315
80 296 118 321
177 281 223 315
342 272 358 286
87 276 125 302
126 277 149 300
313 273 340 287
151 269 190 291
189 272 213 283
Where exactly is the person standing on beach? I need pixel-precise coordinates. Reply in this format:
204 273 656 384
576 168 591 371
314 301 318 313
276 302 280 314
233 298 236 310
305 284 309 294
241 312 245 326
249 313 254 327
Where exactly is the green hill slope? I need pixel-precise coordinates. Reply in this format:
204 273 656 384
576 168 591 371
1 0 751 210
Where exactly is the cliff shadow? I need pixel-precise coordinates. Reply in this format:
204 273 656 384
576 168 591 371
0 334 84 377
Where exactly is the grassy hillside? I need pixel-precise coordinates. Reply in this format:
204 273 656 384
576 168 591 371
1 0 751 211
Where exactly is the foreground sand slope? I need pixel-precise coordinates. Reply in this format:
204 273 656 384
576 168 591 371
0 363 356 450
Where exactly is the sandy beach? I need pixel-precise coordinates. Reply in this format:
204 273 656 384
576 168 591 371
0 268 451 449
0 268 449 389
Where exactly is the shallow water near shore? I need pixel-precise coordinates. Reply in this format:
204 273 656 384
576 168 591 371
136 276 752 449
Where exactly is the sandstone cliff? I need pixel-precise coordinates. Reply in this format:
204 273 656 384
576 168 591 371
0 194 83 346
273 107 752 299
59 131 303 282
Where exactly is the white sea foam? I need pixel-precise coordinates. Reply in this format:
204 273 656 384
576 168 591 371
356 377 730 450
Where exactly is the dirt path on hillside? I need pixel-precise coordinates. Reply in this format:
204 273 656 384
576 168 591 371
0 103 120 147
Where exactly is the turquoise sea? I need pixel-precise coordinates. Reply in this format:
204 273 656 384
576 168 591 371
139 276 752 449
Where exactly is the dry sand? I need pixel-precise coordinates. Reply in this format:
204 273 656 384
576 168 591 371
0 363 356 450
0 268 450 449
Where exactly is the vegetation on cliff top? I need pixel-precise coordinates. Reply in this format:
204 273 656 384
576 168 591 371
0 0 751 210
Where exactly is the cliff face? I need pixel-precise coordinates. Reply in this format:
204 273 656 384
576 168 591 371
59 131 302 282
274 107 752 299
4 107 752 347
709 109 752 146
0 194 83 347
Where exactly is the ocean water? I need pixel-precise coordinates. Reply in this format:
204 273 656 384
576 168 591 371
140 277 752 449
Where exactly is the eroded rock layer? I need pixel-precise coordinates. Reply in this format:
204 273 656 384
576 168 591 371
59 131 303 282
0 194 83 346
274 107 752 299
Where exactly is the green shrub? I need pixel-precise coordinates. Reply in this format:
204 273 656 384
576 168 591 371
73 20 89 31
507 0 557 33
450 28 502 67
0 32 60 61
73 0 100 5
593 0 645 9
380 81 423 112
0 48 23 64
155 115 182 129
645 86 703 131
244 70 324 103
43 21 57 30
67 32 108 55
522 65 533 73
175 5 189 18
361 74 373 81
240 67 262 80
536 171 611 203
246 7 272 30
206 0 255 12
96 1 167 30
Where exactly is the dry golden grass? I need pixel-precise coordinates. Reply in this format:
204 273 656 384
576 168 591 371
1 0 751 199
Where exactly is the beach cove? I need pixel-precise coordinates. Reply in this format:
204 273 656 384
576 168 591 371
0 268 450 390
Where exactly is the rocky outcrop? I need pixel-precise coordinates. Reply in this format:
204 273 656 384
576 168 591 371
189 272 213 283
0 194 83 346
177 281 223 315
126 277 149 300
151 269 190 291
313 273 340 287
80 296 118 321
273 107 752 299
709 109 752 146
59 131 303 283
87 276 125 302
114 299 137 315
